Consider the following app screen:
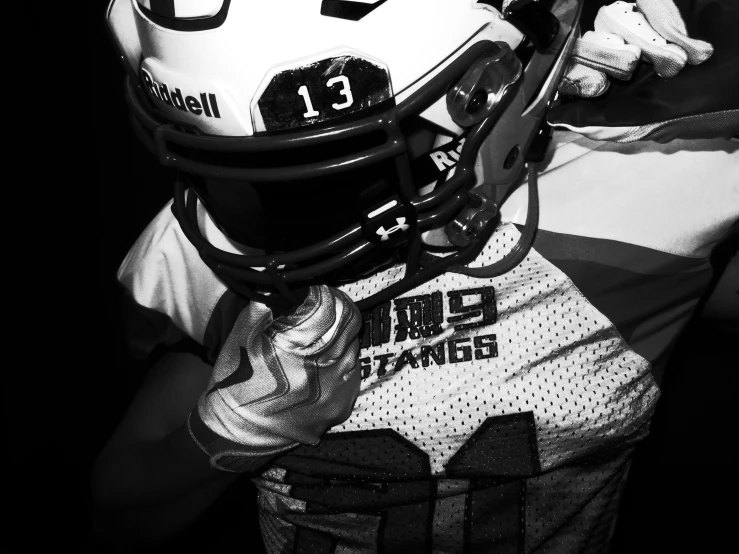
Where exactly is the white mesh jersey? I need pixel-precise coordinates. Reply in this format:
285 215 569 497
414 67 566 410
117 132 738 553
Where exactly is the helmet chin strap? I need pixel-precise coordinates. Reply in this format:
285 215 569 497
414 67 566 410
450 161 539 278
419 114 546 278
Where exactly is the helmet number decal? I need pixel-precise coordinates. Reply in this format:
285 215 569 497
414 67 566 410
326 76 354 111
297 76 354 120
297 85 320 118
254 54 392 132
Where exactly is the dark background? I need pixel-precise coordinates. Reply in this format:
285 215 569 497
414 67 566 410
10 1 732 552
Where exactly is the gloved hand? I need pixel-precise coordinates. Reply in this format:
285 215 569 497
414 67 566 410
559 29 642 97
549 0 738 142
188 285 362 472
559 0 713 97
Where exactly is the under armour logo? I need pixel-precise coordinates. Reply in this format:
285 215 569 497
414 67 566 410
376 217 410 241
362 197 416 246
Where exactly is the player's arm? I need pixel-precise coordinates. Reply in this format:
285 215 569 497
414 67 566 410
92 284 362 546
90 351 239 547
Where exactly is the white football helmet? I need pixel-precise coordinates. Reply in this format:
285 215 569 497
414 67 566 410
107 0 583 309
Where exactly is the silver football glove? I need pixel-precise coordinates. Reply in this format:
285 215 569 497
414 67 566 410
560 0 713 97
189 285 362 472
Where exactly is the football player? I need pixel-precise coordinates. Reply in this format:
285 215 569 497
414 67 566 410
92 0 738 552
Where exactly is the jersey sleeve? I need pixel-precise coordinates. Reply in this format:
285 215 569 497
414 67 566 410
500 132 739 382
116 198 248 364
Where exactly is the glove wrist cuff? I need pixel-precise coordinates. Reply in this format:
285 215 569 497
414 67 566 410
187 410 296 473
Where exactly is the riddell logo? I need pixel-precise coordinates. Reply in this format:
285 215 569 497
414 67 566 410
140 68 221 119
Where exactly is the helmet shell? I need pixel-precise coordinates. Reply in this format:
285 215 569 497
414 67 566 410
107 0 524 136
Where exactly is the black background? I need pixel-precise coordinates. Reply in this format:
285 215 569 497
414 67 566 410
9 1 733 552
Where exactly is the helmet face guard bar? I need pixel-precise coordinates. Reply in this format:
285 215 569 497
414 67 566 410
123 0 582 309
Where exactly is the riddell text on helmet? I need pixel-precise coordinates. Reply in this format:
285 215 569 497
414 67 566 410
140 68 221 118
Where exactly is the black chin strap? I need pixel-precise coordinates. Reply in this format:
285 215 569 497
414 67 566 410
450 162 539 278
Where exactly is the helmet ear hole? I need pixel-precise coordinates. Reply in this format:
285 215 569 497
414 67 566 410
503 146 520 169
